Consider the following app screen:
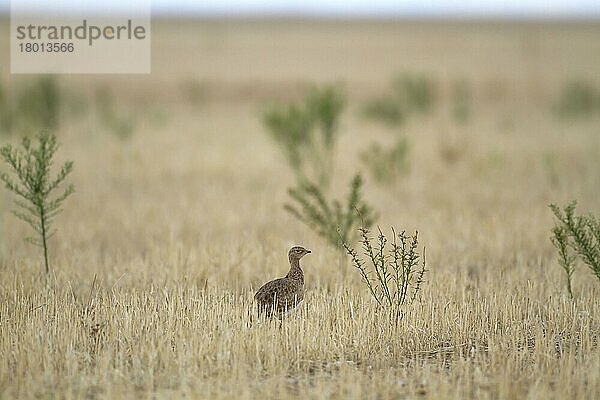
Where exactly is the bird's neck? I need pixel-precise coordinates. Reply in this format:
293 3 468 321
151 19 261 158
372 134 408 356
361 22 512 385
286 257 304 284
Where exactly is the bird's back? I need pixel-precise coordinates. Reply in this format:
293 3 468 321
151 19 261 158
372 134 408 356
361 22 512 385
254 277 304 317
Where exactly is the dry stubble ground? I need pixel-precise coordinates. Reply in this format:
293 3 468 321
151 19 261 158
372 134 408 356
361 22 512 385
0 20 599 399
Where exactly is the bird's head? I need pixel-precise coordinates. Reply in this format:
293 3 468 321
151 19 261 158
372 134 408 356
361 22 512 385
288 246 311 261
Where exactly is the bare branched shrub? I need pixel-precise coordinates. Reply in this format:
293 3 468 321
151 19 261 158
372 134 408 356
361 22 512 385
550 201 600 296
343 226 427 321
285 174 377 247
263 84 345 187
0 130 74 274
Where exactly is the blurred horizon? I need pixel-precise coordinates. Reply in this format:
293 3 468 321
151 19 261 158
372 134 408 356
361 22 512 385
1 0 600 20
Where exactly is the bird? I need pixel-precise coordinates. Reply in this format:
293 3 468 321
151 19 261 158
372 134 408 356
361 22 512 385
254 246 311 318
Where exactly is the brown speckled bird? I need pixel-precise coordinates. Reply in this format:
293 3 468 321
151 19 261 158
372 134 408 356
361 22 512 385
254 246 311 318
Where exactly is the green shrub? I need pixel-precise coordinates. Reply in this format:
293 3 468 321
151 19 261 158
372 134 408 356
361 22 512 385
393 74 435 115
263 84 377 248
550 201 600 297
96 87 136 139
0 80 14 133
305 85 345 149
0 130 74 274
19 77 61 132
363 74 436 128
285 174 377 248
184 79 209 105
360 138 409 184
263 84 345 188
450 79 472 125
264 103 313 171
363 98 405 128
554 81 600 119
362 74 436 185
0 77 62 136
343 226 427 323
542 152 560 187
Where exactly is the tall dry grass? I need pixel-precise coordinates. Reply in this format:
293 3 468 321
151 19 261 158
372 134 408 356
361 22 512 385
1 261 598 398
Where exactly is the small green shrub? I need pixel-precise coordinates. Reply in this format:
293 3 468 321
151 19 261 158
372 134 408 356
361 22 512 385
362 74 436 184
184 80 209 106
550 223 576 298
19 77 61 132
363 74 436 128
0 130 74 274
393 75 435 115
554 81 600 119
305 85 345 149
0 80 14 133
0 77 61 136
550 201 600 297
285 174 377 248
542 152 560 187
363 98 405 128
450 79 472 125
343 226 427 322
96 87 136 139
264 103 313 171
263 84 376 248
263 84 345 187
360 138 409 184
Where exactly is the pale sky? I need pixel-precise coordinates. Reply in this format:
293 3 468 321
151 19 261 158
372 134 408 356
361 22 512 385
2 0 600 18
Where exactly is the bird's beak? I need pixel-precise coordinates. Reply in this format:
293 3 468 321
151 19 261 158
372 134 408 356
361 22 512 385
306 249 312 254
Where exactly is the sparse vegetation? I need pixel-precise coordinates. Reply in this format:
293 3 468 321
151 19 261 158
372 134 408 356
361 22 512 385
285 174 377 247
554 81 600 119
0 77 61 135
0 130 74 274
550 201 600 296
0 80 13 133
363 74 436 128
450 79 472 125
183 79 210 105
363 98 405 127
361 74 437 184
359 139 409 183
95 87 136 139
343 226 426 323
264 84 345 187
394 74 436 115
543 152 560 187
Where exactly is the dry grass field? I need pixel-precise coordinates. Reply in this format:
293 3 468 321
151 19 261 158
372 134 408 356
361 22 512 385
0 20 600 399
